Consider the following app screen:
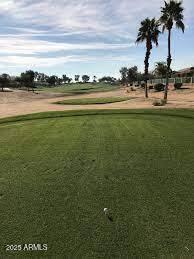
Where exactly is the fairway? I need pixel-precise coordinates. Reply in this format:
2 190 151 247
38 83 120 95
0 110 194 258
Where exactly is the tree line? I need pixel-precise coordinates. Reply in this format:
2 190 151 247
120 62 173 86
0 71 119 92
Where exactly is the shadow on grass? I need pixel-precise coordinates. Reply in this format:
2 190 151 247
0 109 194 126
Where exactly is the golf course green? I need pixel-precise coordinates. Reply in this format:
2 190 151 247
55 97 130 105
0 109 194 258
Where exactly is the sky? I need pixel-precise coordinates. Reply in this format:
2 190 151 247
0 0 193 78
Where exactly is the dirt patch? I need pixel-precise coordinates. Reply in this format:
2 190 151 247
0 87 194 118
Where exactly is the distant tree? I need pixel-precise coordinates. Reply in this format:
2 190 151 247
36 73 41 82
0 74 10 91
34 71 39 82
35 73 47 84
136 18 160 98
82 75 90 83
26 70 35 81
119 67 128 86
62 74 69 84
99 76 117 84
136 72 144 83
93 76 97 83
136 72 154 84
127 66 138 85
67 78 72 84
44 75 49 84
46 75 58 86
20 70 35 91
42 73 48 83
160 0 185 101
13 76 22 88
57 77 63 85
154 62 172 78
75 75 80 83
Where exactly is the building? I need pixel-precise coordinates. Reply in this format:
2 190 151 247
173 67 194 78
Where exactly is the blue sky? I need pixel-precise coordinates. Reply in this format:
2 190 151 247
0 0 193 78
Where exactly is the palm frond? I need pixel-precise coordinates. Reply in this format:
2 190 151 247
176 20 185 32
160 0 185 32
136 18 160 47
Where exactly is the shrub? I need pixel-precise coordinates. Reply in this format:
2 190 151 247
141 83 146 88
154 83 165 92
185 78 191 83
152 99 167 106
130 86 136 91
174 83 183 89
149 85 154 90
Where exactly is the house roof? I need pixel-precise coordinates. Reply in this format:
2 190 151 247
175 67 194 74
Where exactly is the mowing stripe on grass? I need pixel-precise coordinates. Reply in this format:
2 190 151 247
0 110 194 257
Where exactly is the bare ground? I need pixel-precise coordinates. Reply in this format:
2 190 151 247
0 86 194 118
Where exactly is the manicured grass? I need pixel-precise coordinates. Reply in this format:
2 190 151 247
38 83 120 95
0 109 194 258
55 97 130 105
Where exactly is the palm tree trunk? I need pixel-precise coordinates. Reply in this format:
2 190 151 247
144 46 151 98
164 29 172 101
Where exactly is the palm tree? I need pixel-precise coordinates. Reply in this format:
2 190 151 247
136 18 160 98
93 75 97 83
160 0 184 100
154 62 169 78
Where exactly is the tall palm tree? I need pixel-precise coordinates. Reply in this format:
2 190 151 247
136 18 160 98
160 0 185 100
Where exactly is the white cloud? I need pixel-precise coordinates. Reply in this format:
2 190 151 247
2 0 193 35
0 36 133 55
0 0 193 72
0 0 13 9
0 54 133 68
